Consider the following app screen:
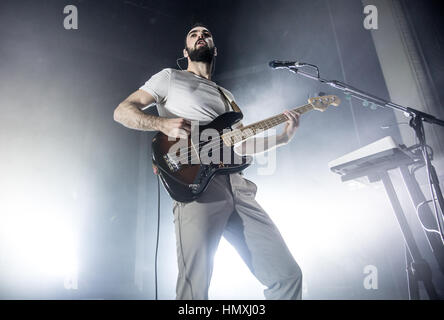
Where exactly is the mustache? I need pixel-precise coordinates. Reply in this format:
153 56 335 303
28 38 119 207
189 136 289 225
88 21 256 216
187 45 214 53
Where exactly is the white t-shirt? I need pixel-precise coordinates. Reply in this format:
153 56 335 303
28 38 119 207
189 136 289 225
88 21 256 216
139 68 237 124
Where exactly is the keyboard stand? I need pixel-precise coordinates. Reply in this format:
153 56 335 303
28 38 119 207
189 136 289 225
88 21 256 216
375 169 439 299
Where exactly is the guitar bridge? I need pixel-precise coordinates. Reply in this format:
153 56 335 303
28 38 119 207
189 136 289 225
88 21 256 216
164 153 181 172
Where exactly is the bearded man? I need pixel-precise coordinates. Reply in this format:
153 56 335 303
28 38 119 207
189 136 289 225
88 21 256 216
114 23 302 300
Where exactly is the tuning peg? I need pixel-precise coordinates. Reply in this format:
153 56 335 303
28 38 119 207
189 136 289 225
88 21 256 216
362 100 369 107
370 103 378 110
344 92 352 101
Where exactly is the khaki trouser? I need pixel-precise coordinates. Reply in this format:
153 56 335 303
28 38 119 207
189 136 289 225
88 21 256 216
173 173 302 300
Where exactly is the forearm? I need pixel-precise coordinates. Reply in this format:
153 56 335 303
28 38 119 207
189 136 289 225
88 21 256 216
234 134 288 156
114 101 163 131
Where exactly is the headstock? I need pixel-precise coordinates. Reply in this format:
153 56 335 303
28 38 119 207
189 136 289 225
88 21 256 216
308 95 341 112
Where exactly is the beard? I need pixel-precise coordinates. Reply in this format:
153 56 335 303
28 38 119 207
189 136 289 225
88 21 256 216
186 45 215 64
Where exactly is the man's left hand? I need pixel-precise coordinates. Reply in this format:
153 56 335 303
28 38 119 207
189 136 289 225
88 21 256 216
278 110 300 144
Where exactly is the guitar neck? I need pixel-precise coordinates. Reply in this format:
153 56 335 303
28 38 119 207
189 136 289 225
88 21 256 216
224 103 313 145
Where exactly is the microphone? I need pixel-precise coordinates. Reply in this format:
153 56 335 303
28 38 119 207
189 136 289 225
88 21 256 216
268 60 305 69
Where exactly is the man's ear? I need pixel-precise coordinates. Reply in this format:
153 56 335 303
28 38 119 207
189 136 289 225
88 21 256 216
183 48 188 58
214 47 218 57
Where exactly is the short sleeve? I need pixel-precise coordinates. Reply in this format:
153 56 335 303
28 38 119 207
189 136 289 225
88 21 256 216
139 68 172 103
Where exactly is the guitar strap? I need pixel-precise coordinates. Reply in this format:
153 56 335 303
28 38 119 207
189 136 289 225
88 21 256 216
217 86 243 115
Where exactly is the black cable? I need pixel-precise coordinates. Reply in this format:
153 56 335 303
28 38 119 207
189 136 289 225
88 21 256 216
154 175 161 300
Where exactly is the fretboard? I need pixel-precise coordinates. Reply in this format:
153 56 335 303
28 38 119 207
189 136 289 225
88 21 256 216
222 103 314 146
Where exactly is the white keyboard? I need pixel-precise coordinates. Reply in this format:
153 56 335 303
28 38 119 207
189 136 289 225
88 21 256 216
329 136 419 180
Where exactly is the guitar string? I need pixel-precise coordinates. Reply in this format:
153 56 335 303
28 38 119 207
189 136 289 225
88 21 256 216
170 108 310 164
169 105 315 164
168 114 287 163
171 96 335 159
170 113 295 164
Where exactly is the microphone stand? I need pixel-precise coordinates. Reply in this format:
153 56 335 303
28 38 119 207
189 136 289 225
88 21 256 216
282 65 444 299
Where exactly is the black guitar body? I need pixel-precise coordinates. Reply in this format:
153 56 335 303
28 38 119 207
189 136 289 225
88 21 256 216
152 112 252 202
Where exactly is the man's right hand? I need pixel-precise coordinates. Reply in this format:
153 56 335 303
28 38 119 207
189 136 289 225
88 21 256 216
159 118 191 139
